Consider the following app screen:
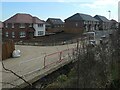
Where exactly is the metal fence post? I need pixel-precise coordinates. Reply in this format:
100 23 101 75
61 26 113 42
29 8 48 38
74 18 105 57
44 56 46 69
59 51 62 62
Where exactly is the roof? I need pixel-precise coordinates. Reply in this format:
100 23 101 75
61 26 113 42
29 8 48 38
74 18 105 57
94 15 110 22
110 19 118 23
4 13 44 24
0 21 3 29
46 18 64 25
33 17 44 24
45 22 51 26
65 13 99 22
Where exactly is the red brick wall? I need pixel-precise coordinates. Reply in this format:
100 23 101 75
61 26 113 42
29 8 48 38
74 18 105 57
64 20 84 34
2 23 34 40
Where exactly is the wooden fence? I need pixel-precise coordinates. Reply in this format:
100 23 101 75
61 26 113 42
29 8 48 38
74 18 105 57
2 40 15 60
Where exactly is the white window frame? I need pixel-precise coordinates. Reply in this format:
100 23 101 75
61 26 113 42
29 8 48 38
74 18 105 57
12 32 15 38
29 23 32 27
19 32 26 38
5 23 8 28
19 23 25 28
12 23 14 28
5 32 8 37
38 31 44 36
38 24 43 27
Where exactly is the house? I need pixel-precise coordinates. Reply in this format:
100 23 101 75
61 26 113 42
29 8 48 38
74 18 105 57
46 18 64 33
110 19 118 29
0 21 3 41
94 15 110 30
64 13 99 34
0 21 3 29
2 13 45 40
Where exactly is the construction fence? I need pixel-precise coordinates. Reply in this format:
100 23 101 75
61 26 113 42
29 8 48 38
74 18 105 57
2 40 15 60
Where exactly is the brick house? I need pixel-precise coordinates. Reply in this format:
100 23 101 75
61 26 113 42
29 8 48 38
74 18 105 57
94 15 110 30
64 13 99 34
0 21 3 43
110 19 118 29
0 21 3 29
2 13 45 40
46 18 64 33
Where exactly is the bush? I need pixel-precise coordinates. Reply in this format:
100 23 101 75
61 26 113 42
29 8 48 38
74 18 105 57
68 68 76 78
56 74 68 83
45 82 61 89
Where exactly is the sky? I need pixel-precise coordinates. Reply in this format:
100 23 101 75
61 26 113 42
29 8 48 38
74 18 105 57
0 0 119 22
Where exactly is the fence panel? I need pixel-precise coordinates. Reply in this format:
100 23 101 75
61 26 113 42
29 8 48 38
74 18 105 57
2 40 15 60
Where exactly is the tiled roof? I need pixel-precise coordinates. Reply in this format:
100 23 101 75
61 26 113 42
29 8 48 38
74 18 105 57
65 13 99 21
110 19 118 23
94 15 110 22
33 17 44 24
46 18 64 25
4 13 44 24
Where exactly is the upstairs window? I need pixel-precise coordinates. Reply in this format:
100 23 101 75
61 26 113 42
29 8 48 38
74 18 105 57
12 23 14 28
5 23 8 28
84 21 86 24
38 24 43 27
76 23 78 27
19 32 26 38
19 23 25 28
29 24 32 27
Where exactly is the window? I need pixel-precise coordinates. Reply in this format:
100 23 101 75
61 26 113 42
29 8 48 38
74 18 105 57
38 24 43 27
12 32 15 38
12 23 14 28
38 31 44 36
5 32 8 37
19 23 25 28
29 24 32 27
19 32 26 38
84 21 86 24
5 23 8 28
76 23 78 27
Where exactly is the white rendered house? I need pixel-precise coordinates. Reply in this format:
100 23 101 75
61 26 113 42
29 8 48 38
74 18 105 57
33 17 46 36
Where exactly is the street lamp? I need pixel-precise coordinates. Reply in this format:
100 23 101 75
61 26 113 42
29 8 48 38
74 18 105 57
108 10 111 20
108 10 111 33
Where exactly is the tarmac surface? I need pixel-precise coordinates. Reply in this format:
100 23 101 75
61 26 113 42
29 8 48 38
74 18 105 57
2 44 76 88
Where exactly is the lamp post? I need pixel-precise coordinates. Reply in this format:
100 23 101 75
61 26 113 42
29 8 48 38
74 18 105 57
108 10 111 33
108 10 111 20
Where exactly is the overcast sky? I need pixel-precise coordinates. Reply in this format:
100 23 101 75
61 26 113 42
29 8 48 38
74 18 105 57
0 0 119 22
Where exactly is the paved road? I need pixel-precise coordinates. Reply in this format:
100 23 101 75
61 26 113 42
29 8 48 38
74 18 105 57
2 44 76 88
95 29 113 39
